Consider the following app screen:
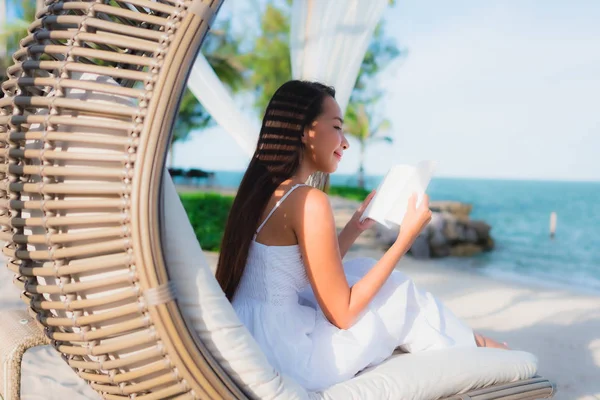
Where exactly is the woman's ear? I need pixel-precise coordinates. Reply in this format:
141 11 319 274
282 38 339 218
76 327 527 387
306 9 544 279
302 121 317 144
301 127 308 144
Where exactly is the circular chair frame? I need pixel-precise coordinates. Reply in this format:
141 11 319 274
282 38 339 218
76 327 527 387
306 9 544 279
0 0 243 398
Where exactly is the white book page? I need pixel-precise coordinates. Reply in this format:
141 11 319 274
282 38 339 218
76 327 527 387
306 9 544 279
385 160 436 226
360 165 416 228
360 160 436 228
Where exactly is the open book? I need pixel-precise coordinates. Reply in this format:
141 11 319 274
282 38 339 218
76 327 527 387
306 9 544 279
360 160 437 228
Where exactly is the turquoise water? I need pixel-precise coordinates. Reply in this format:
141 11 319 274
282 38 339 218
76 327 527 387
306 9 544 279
426 178 600 292
193 171 600 292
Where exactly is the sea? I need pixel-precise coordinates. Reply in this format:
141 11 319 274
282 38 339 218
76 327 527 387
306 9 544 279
195 170 600 293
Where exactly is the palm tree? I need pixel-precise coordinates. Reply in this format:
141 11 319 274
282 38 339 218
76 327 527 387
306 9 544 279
239 2 292 115
344 101 392 188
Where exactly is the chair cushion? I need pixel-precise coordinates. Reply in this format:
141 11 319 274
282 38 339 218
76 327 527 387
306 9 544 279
318 347 538 400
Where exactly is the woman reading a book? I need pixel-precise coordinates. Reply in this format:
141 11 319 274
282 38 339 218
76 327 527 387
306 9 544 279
215 80 507 391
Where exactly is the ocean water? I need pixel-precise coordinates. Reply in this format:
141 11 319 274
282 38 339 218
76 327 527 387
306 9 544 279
195 170 600 292
426 178 600 293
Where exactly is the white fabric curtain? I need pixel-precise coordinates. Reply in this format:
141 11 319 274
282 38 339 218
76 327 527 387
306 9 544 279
186 54 259 156
184 0 388 156
290 0 389 114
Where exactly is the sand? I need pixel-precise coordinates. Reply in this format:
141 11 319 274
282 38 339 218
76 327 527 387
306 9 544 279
0 195 597 399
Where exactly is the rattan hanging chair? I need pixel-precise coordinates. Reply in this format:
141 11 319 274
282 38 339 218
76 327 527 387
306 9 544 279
0 1 555 399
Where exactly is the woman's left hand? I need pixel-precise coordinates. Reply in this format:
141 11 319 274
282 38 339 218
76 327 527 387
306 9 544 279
348 190 377 233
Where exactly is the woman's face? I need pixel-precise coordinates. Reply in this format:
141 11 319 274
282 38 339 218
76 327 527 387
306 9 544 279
302 96 349 173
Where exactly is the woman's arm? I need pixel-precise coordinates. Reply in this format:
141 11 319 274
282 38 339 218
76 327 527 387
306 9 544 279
337 225 360 259
337 190 376 258
295 188 431 330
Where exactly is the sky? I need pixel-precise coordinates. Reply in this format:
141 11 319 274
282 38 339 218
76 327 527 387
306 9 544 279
171 0 600 182
4 1 18 19
5 0 599 181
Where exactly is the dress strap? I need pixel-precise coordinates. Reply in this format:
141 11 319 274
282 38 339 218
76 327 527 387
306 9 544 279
254 183 307 240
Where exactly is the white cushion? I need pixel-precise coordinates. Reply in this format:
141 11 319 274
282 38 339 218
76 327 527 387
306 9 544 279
318 347 538 400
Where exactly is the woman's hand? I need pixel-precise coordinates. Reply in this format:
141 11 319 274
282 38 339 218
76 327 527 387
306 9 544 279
347 189 377 233
398 193 432 244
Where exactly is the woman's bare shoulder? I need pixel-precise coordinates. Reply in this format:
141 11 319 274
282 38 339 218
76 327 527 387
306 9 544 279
282 186 334 240
287 185 332 214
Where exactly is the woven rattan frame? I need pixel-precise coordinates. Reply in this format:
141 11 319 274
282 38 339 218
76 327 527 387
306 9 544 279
439 377 555 400
0 0 244 398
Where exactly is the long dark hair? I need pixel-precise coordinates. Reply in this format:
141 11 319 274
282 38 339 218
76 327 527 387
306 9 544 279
215 80 335 301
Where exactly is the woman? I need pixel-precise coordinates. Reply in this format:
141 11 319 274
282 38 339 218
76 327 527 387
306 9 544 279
215 80 507 391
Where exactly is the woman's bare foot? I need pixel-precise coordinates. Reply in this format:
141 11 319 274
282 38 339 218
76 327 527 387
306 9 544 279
474 333 509 349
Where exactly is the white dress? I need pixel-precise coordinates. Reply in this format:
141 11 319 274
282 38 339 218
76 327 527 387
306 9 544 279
232 184 476 391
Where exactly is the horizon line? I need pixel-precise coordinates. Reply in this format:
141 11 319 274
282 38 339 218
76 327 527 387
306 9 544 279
173 167 600 184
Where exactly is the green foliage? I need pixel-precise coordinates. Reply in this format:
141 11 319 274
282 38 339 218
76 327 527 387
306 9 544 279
328 185 370 202
240 0 402 131
173 88 213 144
239 3 292 115
179 192 234 252
204 22 246 93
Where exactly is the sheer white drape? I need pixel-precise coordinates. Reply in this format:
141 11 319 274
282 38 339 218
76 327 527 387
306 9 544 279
290 0 389 113
186 54 258 156
184 0 388 156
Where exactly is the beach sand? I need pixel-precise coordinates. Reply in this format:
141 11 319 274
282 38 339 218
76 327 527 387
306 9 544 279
0 195 598 399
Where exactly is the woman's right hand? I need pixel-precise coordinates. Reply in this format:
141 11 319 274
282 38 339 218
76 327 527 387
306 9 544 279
397 193 432 244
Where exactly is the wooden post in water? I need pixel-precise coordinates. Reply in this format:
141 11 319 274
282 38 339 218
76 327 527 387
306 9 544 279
550 211 557 239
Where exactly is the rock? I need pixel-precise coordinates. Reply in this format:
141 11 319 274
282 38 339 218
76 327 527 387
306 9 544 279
456 223 468 242
464 227 479 243
455 214 471 224
442 213 463 242
428 211 446 232
431 244 451 258
450 243 484 257
483 236 495 251
429 228 447 248
409 234 430 259
430 201 473 218
468 220 492 239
